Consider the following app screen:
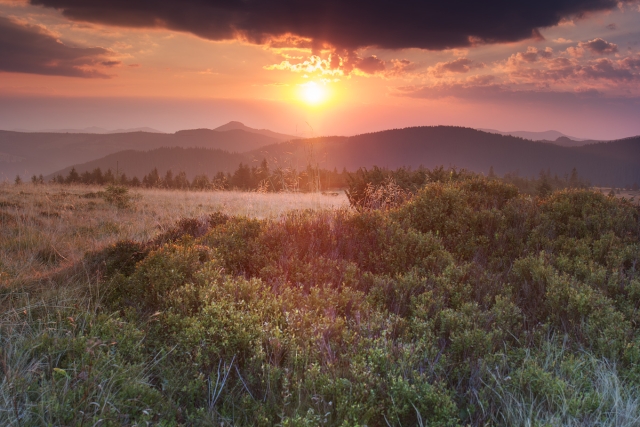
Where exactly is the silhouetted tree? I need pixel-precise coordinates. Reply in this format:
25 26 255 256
231 163 251 189
163 170 174 189
537 174 552 198
91 168 104 185
174 171 189 189
143 168 160 187
569 167 580 188
104 169 115 184
66 167 80 184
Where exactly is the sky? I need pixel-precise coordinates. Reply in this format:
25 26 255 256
0 0 639 139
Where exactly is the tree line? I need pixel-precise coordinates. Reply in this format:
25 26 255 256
23 162 621 197
44 159 349 192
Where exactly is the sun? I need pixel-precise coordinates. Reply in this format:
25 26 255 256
300 82 327 105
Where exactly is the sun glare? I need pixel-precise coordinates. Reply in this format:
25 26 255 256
300 82 327 105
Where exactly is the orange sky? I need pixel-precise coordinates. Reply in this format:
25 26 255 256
1 0 639 139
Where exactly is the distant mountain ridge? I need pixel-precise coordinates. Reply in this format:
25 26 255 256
247 126 639 186
11 126 165 134
49 147 246 181
477 128 590 146
213 121 296 142
0 122 285 179
46 126 640 188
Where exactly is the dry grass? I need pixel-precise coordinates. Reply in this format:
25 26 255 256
592 187 640 205
0 183 348 287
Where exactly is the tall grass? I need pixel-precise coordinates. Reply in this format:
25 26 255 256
0 183 347 287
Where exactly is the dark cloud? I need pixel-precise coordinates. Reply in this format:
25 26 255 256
29 0 634 50
0 16 112 78
355 56 386 74
433 58 484 74
439 58 474 73
606 23 618 30
579 38 618 54
101 60 121 67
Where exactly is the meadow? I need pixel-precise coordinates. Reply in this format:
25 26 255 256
0 184 347 286
1 177 639 426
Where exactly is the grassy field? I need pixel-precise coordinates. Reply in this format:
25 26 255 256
0 183 347 286
1 179 639 426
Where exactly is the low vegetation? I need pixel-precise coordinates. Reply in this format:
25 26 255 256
2 172 639 426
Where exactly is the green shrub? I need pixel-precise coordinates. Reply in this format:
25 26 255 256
19 173 640 425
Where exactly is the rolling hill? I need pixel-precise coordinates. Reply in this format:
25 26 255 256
47 126 640 187
247 126 640 187
478 128 589 146
0 122 289 180
48 147 247 181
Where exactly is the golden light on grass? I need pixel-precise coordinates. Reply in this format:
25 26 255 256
0 183 348 286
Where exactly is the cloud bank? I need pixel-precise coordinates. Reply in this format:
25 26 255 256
29 0 635 50
0 16 113 77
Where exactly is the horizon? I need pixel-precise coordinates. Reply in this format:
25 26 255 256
2 120 629 143
1 1 640 140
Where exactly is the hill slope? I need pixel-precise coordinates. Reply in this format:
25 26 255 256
478 128 589 145
44 126 640 187
249 127 640 187
48 147 248 180
213 121 296 142
0 127 279 180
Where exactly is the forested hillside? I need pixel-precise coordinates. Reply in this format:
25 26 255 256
252 127 640 187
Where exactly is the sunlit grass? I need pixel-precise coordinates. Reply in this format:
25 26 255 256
0 182 348 287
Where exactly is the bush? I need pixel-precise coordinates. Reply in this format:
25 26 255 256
102 184 134 208
17 173 640 426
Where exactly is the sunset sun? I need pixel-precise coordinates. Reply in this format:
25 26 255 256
300 82 327 105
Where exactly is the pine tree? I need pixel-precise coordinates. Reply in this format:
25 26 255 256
163 170 174 189
536 175 552 198
66 167 80 184
569 167 579 188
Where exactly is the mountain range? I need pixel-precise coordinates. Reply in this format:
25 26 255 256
10 126 165 134
477 128 590 146
37 125 640 188
0 122 295 180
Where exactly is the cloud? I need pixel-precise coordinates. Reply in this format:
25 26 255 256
394 76 613 104
579 38 618 54
501 46 639 84
506 47 554 66
264 55 343 76
354 56 386 74
101 60 121 67
28 0 635 50
0 16 113 77
432 58 485 74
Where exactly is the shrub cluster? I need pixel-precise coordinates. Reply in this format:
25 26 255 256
8 175 640 426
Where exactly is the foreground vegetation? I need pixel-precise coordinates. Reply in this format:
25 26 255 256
2 174 640 426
